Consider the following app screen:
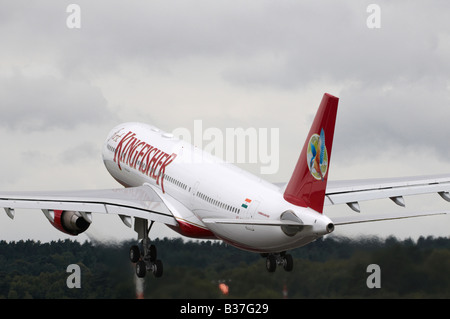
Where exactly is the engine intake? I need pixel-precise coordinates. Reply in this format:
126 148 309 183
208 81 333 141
48 210 91 235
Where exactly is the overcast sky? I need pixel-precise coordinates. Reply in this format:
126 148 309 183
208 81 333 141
0 0 449 243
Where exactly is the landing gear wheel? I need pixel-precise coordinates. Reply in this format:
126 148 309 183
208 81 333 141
283 254 294 272
264 252 294 272
136 260 146 278
266 255 277 273
152 259 163 278
129 245 140 263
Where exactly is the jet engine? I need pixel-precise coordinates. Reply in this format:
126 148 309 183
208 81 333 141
46 210 91 235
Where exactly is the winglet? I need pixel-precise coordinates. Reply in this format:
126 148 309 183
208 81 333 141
283 93 339 213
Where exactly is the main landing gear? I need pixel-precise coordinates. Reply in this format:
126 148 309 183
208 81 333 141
262 252 293 273
129 219 163 278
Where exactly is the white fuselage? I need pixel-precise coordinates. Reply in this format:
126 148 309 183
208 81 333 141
102 122 333 253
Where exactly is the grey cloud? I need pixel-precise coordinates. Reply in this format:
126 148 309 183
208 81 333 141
218 1 450 90
5 1 450 87
2 0 450 154
0 73 116 131
60 142 99 164
333 79 450 162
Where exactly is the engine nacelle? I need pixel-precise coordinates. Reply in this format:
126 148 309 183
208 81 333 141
49 210 91 235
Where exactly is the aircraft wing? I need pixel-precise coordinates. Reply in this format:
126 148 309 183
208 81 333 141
324 174 450 212
0 184 178 227
274 174 450 225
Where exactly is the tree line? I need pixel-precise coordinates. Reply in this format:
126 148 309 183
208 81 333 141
0 235 449 298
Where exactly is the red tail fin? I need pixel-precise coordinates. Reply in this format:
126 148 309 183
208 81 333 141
283 93 339 213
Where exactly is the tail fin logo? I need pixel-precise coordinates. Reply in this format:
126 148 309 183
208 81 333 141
306 128 328 180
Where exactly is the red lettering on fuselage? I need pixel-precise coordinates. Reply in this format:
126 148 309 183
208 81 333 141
113 131 136 170
113 131 177 193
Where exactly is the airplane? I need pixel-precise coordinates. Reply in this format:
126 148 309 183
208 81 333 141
0 93 449 278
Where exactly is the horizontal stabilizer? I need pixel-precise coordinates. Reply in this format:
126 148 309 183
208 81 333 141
325 174 450 209
331 211 448 226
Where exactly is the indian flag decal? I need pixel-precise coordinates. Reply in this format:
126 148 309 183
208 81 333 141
241 198 252 209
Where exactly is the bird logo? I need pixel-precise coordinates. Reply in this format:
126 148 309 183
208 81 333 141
306 128 328 180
